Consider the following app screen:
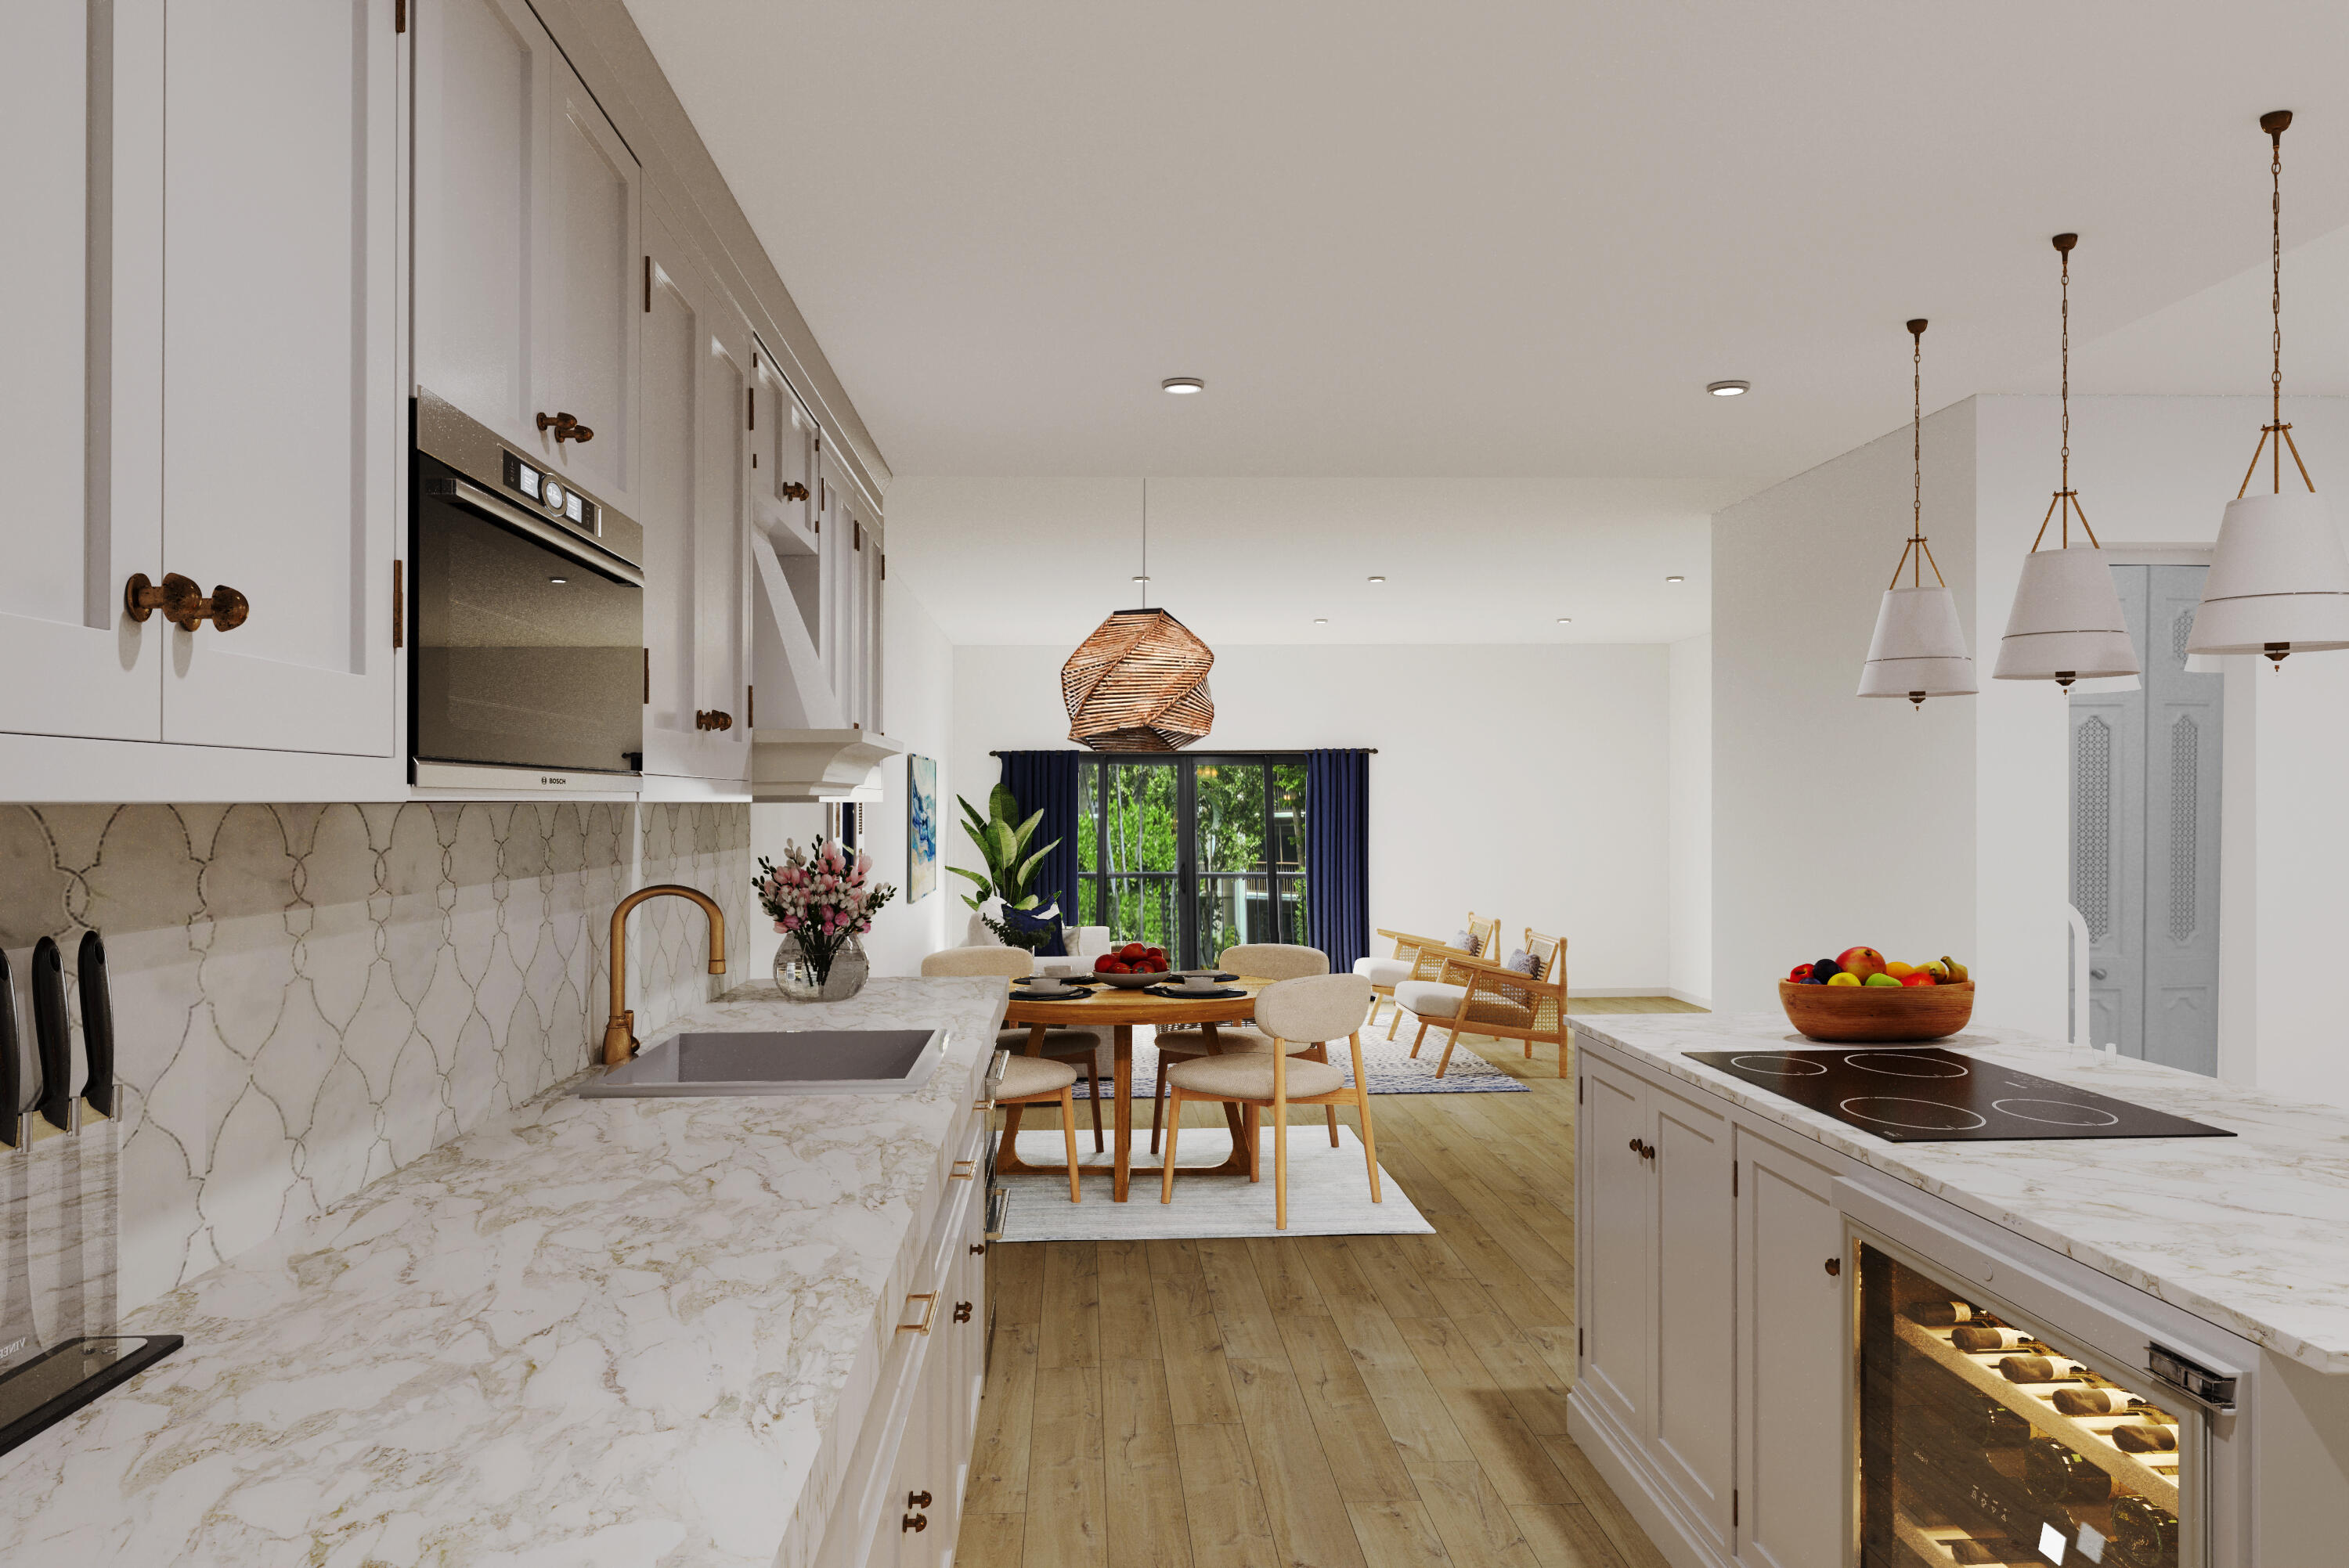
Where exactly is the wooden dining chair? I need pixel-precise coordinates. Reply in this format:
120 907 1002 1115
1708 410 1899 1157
1149 943 1334 1154
992 1054 1084 1203
1360 912 1501 1037
1160 974 1380 1231
922 946 1113 1152
1395 927 1569 1078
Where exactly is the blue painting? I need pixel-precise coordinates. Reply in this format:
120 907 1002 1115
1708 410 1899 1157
907 755 937 902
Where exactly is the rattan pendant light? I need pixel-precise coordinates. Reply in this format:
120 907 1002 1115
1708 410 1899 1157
2187 110 2349 665
1061 481 1215 751
1858 319 1979 706
1994 233 2139 688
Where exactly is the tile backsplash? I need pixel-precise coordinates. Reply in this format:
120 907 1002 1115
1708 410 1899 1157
0 801 751 1319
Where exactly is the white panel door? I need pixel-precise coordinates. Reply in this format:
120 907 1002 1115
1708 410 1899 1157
1648 1081 1734 1548
412 0 549 449
1578 1059 1649 1434
1737 1134 1847 1568
2141 564 2222 1075
159 0 398 755
540 52 640 514
695 307 751 776
0 0 164 740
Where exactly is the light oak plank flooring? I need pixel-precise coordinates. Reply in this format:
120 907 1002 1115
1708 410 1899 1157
964 999 1703 1568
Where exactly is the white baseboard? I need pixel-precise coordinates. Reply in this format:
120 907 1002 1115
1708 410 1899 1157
1666 988 1712 1008
1573 986 1672 998
1565 1390 1733 1568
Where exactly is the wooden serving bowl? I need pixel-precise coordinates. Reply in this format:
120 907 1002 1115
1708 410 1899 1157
1777 979 1975 1043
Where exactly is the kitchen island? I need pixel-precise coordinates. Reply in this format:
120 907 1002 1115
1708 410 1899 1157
1568 1012 2349 1568
0 976 1006 1568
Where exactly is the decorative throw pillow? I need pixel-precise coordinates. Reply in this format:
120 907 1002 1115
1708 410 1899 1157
1504 948 1541 977
1001 904 1067 957
1452 928 1483 956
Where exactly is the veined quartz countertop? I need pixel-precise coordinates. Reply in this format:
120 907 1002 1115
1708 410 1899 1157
0 976 1007 1567
1569 1012 2349 1376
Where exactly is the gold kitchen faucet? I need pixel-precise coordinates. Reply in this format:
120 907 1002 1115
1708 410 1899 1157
603 885 727 1066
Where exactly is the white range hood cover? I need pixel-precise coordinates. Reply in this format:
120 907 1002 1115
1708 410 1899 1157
750 728 904 803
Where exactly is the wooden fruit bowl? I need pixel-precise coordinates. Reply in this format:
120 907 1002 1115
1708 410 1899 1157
1777 979 1974 1043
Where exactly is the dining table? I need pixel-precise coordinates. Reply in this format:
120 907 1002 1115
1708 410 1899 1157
997 975 1270 1202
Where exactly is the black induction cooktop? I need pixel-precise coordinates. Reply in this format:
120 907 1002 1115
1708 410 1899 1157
1684 1046 2235 1142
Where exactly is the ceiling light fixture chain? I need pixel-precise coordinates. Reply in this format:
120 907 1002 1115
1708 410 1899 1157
1891 319 1945 593
2235 111 2315 501
1140 479 1149 607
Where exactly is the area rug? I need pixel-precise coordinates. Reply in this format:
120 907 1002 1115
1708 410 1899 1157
1065 1029 1530 1098
991 1127 1434 1242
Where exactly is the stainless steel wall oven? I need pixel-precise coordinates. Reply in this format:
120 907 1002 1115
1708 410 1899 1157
409 391 645 789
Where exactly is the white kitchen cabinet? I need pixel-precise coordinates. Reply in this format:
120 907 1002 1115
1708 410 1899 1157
1734 1131 1846 1568
415 0 640 516
1580 1058 1651 1434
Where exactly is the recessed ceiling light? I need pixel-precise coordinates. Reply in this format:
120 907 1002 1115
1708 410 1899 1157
1314 618 1329 625
1367 575 1386 583
1556 617 1572 624
1132 574 1150 582
1162 377 1205 395
1707 380 1751 397
1665 575 1686 583
548 576 568 585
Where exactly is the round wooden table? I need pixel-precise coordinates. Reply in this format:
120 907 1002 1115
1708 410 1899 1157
999 978 1269 1202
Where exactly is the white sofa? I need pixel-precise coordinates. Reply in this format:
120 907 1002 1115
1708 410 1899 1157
954 903 1113 976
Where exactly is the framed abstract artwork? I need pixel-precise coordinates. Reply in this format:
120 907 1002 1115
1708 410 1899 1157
907 755 937 902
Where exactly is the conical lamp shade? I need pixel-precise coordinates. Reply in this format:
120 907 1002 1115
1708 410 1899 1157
1857 585 1978 699
2187 492 2349 655
1994 546 2140 682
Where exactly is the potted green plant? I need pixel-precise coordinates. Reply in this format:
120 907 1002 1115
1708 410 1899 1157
950 784 1062 951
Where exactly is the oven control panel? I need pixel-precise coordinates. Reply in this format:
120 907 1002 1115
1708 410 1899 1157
501 450 601 535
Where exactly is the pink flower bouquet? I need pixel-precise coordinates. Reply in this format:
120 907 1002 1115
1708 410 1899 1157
756 841 898 986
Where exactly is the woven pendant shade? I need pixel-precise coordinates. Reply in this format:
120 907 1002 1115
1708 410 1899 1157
1061 607 1215 752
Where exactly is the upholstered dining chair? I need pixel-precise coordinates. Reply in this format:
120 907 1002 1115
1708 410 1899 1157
1361 913 1501 1037
1148 943 1332 1155
921 946 1113 1152
1159 973 1379 1231
992 1053 1083 1204
1394 926 1569 1078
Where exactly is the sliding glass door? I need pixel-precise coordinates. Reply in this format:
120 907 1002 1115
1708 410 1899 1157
1075 754 1308 967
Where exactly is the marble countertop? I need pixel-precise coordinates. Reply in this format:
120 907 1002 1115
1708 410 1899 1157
1569 1012 2349 1375
0 976 1007 1567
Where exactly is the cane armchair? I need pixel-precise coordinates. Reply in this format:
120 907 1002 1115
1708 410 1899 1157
1362 913 1502 1037
1394 927 1568 1078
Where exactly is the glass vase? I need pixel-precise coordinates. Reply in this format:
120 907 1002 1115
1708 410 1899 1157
773 933 870 1003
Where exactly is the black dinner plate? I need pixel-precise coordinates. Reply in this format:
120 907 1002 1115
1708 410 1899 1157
1145 985 1248 1000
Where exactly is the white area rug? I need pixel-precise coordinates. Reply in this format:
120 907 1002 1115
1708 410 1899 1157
993 1127 1434 1242
1066 1028 1531 1098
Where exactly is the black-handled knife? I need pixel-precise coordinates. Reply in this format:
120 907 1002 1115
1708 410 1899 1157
0 950 20 1148
78 930 114 1118
31 936 70 1131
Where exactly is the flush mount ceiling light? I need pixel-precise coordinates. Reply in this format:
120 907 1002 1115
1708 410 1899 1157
1994 234 2139 690
1063 479 1214 752
2188 110 2349 666
1161 377 1205 395
1314 618 1329 625
1557 617 1573 624
1707 380 1751 397
1367 575 1386 583
1665 575 1686 584
1859 319 1978 707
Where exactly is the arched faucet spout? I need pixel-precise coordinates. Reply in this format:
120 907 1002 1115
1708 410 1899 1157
603 885 727 1066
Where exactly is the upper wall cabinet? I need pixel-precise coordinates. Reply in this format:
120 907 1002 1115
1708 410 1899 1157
0 0 399 760
416 0 641 517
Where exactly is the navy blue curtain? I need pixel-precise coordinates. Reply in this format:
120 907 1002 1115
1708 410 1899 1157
1305 749 1370 971
997 751 1081 919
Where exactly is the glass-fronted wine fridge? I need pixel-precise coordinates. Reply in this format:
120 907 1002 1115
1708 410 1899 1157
1858 1242 2192 1568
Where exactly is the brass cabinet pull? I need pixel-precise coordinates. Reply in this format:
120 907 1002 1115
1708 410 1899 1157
901 1514 928 1534
969 1243 987 1256
953 1301 972 1323
907 1491 932 1510
949 1159 976 1181
125 573 249 633
897 1292 938 1334
537 410 594 444
1824 1256 1842 1278
779 481 810 502
695 709 734 731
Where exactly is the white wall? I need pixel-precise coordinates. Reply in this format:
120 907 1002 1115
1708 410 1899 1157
951 643 1675 991
752 581 958 978
1668 635 1713 1005
1712 402 1979 1015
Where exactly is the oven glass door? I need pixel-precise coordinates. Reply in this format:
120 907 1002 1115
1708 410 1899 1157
1857 1242 2192 1568
412 460 644 774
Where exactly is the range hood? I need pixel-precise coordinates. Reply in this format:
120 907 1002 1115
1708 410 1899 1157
750 726 904 803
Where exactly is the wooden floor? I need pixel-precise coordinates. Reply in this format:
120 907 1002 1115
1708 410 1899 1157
962 996 1706 1568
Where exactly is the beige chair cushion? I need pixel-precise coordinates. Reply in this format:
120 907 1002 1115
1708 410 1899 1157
1353 956 1413 988
922 947 1031 979
1151 1026 1308 1059
1164 1052 1346 1101
997 1054 1078 1100
1394 979 1534 1028
1254 974 1375 1046
1219 943 1329 980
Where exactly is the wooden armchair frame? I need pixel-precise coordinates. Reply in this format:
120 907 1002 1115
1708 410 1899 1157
1368 912 1501 1037
1406 927 1569 1078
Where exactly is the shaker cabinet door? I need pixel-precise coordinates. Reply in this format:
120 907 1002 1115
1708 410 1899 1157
0 0 164 741
1649 1083 1735 1549
541 51 640 514
1737 1133 1848 1568
1579 1058 1651 1435
158 0 399 755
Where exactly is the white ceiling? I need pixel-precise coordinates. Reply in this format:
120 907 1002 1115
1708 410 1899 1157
626 0 2349 642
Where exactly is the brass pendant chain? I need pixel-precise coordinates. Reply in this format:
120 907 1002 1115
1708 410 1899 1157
2271 117 2284 481
1907 319 1927 587
2060 241 2070 508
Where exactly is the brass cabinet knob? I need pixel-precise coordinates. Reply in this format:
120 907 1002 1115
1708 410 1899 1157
125 573 250 633
907 1491 932 1510
779 481 810 502
695 709 734 732
969 1243 987 1256
537 410 594 444
1824 1257 1842 1277
953 1301 973 1323
901 1514 927 1534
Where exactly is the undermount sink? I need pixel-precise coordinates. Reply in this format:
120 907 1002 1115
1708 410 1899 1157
578 1028 948 1097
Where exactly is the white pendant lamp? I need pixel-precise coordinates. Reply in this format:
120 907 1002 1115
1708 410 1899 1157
1994 233 2139 688
1859 319 1978 706
2187 110 2349 665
